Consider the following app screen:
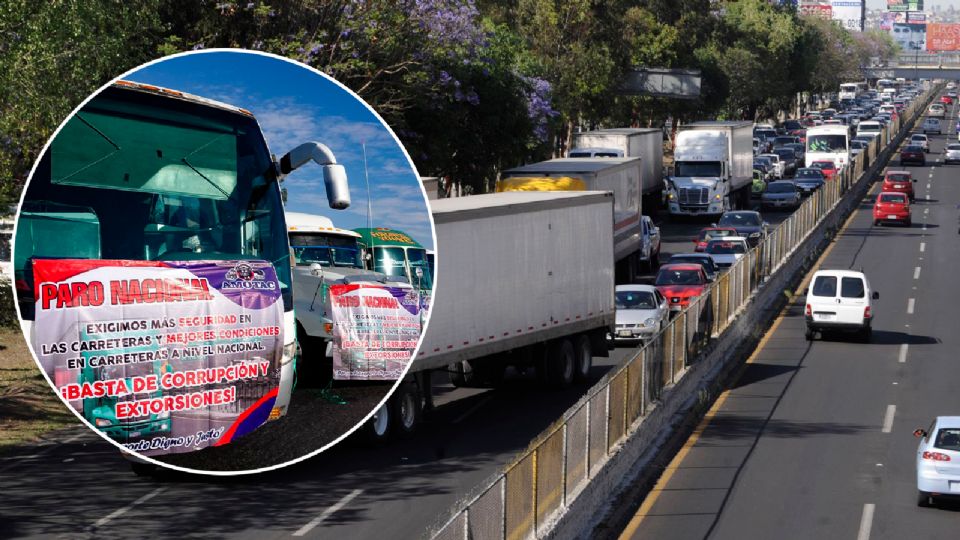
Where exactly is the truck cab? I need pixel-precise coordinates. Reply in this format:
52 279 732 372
667 121 753 217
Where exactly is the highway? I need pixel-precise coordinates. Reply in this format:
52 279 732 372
617 95 960 540
0 180 800 538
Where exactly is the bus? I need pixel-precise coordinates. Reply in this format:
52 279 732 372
354 227 433 293
14 80 350 462
839 82 867 102
805 125 851 170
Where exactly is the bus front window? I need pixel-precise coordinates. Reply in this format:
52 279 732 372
373 247 408 280
406 248 434 290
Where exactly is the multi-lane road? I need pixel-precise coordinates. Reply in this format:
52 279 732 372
617 94 959 540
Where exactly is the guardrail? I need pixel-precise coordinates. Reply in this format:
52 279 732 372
430 88 933 540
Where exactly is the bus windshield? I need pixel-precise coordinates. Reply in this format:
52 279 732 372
406 248 434 290
807 135 847 153
289 232 363 268
16 85 292 317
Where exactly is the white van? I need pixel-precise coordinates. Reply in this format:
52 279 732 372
804 269 879 342
923 118 942 135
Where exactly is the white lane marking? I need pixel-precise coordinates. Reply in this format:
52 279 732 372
908 298 915 314
924 208 929 215
452 395 495 424
883 405 897 433
920 242 926 252
857 503 875 540
914 267 921 279
922 223 927 231
92 487 167 529
292 489 364 536
899 344 909 364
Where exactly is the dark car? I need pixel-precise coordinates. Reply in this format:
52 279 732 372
782 120 803 133
793 168 825 195
773 135 800 149
785 142 805 161
754 157 775 180
773 148 799 177
716 210 769 247
900 145 926 166
668 253 719 282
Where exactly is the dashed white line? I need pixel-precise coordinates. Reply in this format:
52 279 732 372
883 405 897 433
920 242 926 252
92 487 167 529
924 208 929 215
914 267 921 279
292 489 364 536
899 344 909 364
857 503 875 540
908 298 916 314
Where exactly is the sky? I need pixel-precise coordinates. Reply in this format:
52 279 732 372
128 50 434 250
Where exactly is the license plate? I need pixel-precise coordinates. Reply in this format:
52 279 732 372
950 481 960 493
895 184 904 188
815 313 836 321
888 214 897 219
618 330 633 338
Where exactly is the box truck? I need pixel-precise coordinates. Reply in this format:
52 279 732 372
665 121 753 218
361 191 616 440
499 157 644 280
569 128 664 210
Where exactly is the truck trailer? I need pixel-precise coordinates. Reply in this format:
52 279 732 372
499 157 643 281
666 121 753 218
569 128 664 210
362 191 616 440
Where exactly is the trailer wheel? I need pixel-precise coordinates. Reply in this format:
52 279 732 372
363 403 392 443
391 382 422 437
574 335 593 382
546 339 576 388
449 361 476 387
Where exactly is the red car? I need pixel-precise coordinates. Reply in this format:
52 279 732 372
941 95 953 105
882 170 916 201
873 191 911 227
900 145 926 166
654 263 709 312
811 160 838 181
693 227 738 252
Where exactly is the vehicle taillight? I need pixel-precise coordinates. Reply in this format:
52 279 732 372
923 451 952 462
864 306 871 319
805 304 812 317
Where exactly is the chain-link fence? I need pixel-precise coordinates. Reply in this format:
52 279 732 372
432 88 932 540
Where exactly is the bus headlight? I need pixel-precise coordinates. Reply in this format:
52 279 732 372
282 340 297 365
95 418 112 427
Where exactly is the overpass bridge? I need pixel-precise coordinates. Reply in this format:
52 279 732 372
863 52 960 79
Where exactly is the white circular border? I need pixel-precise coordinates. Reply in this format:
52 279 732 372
11 48 440 476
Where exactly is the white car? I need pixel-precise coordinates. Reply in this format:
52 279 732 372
804 269 878 342
945 143 960 164
911 133 931 152
611 284 669 342
759 153 784 178
922 118 941 136
704 236 749 269
915 417 960 507
929 104 946 118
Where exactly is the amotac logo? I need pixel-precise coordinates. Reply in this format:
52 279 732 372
222 262 276 290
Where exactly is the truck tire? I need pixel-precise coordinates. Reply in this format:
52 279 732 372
391 382 422 437
363 403 392 443
545 338 576 388
448 361 476 387
574 335 593 382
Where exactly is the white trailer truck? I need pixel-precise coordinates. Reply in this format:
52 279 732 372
666 121 753 218
568 128 664 210
362 191 616 440
499 157 643 281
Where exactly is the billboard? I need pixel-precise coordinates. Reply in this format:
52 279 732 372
887 0 923 12
928 24 960 52
831 0 864 32
799 1 831 19
32 259 284 456
892 22 927 52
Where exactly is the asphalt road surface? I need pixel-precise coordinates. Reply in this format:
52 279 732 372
617 95 959 540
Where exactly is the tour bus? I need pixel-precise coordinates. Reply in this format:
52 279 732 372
14 80 350 462
805 124 851 169
839 82 867 102
355 227 433 294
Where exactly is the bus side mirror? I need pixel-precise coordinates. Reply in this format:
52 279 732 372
310 263 324 277
279 142 352 210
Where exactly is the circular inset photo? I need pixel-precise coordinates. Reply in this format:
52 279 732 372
12 50 435 474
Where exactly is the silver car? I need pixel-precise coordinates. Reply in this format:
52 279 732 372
946 143 960 164
705 236 749 269
611 285 669 342
761 181 801 210
915 416 960 507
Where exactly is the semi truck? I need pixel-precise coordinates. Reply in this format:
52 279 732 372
665 121 753 218
499 157 644 281
568 128 664 210
361 190 616 441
